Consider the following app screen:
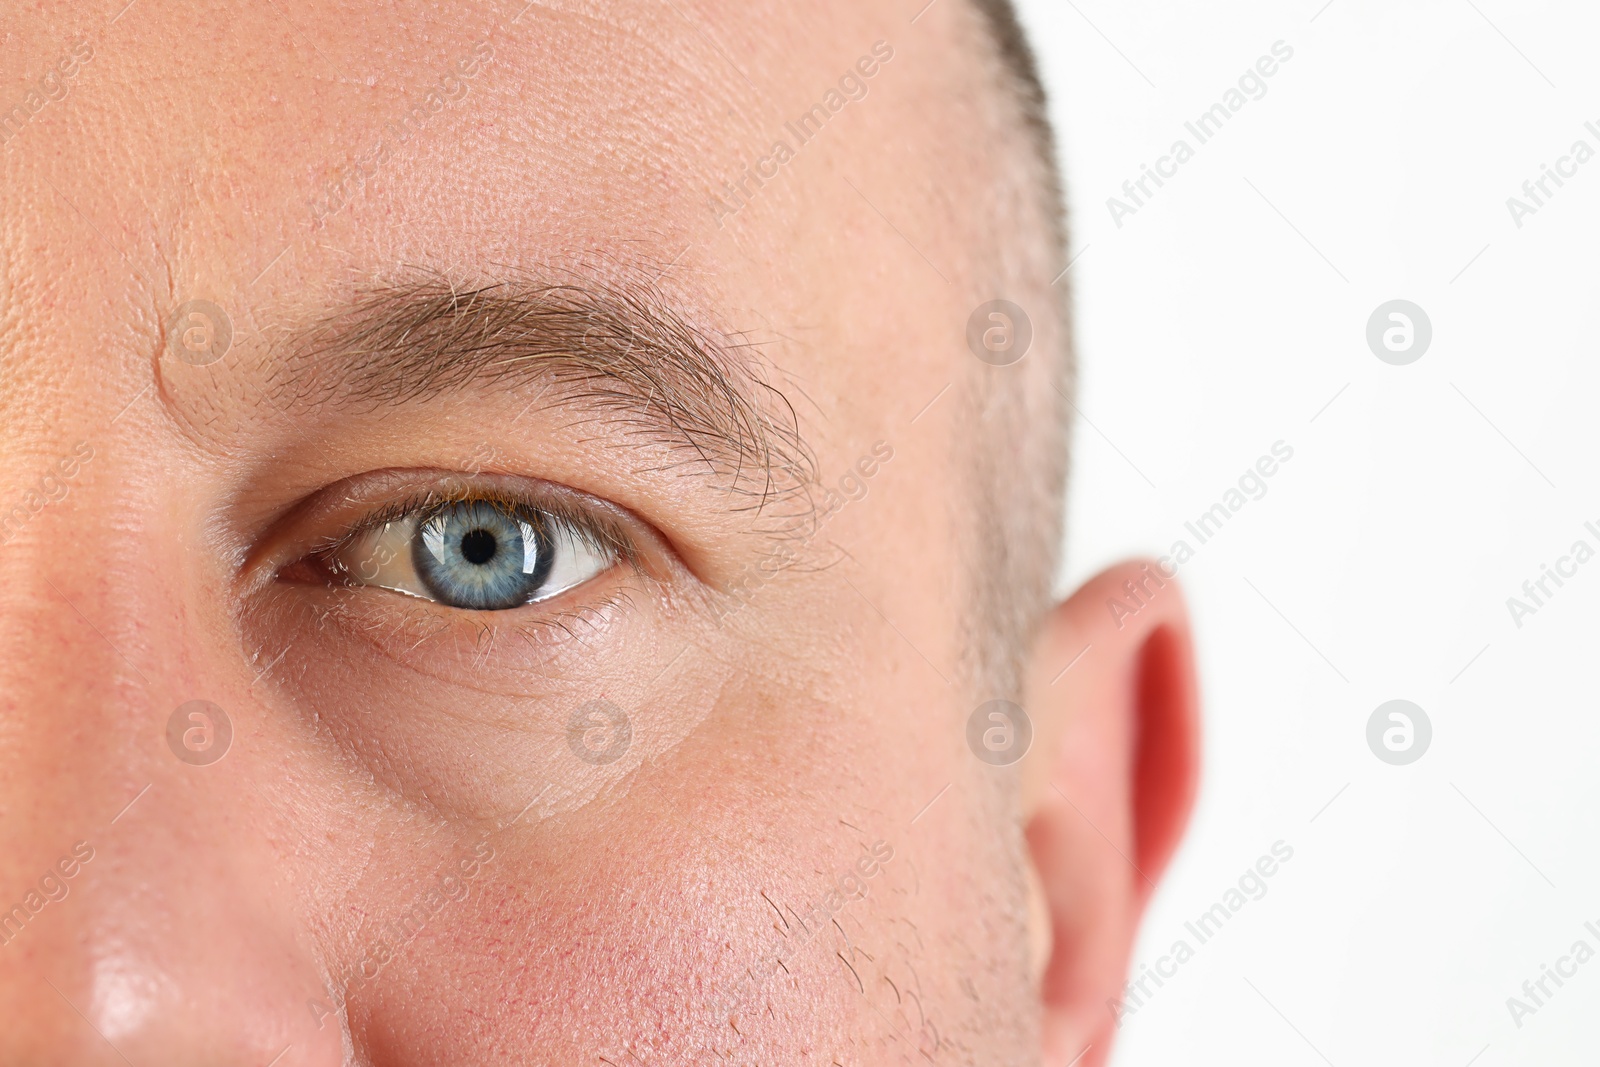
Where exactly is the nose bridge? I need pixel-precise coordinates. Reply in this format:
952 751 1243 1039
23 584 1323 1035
0 454 344 1066
0 473 140 847
0 432 157 844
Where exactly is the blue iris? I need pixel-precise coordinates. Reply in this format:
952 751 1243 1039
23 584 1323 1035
413 500 553 610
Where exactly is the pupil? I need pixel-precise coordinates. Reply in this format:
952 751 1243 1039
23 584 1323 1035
459 528 498 566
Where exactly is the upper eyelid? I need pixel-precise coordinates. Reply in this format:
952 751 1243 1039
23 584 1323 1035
321 488 635 572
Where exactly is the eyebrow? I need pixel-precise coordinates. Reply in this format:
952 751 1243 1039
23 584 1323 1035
263 273 814 513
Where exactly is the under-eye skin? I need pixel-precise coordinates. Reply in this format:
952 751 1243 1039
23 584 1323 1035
290 484 627 611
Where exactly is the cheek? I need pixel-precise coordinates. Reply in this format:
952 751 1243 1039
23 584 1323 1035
335 703 961 1065
240 580 721 824
342 816 858 1062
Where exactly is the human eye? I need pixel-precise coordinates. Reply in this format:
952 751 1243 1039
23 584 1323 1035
238 466 684 818
286 480 630 612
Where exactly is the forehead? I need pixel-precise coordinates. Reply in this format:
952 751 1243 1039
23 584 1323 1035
0 2 993 411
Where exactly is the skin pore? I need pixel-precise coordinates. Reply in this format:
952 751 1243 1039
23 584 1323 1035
0 2 1198 1065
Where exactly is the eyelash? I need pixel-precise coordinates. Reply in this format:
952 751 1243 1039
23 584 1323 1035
295 484 638 604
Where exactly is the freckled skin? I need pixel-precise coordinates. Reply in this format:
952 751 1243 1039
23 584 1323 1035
0 2 1199 1065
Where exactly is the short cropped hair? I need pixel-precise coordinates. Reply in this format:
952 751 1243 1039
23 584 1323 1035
962 0 1075 699
970 0 1065 259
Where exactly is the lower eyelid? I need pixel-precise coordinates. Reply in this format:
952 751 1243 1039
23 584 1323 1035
258 580 639 689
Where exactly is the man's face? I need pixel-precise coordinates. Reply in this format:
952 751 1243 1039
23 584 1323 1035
0 3 1197 1064
0 2 1034 1062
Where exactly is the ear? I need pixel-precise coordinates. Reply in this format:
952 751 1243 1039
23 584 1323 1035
1019 560 1201 1067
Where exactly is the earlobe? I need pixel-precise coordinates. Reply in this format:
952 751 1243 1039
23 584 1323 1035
1018 560 1201 1067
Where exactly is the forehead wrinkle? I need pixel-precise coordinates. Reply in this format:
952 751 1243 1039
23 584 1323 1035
260 270 816 519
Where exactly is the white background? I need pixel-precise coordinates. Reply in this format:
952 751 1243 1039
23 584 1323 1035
1013 1 1600 1064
